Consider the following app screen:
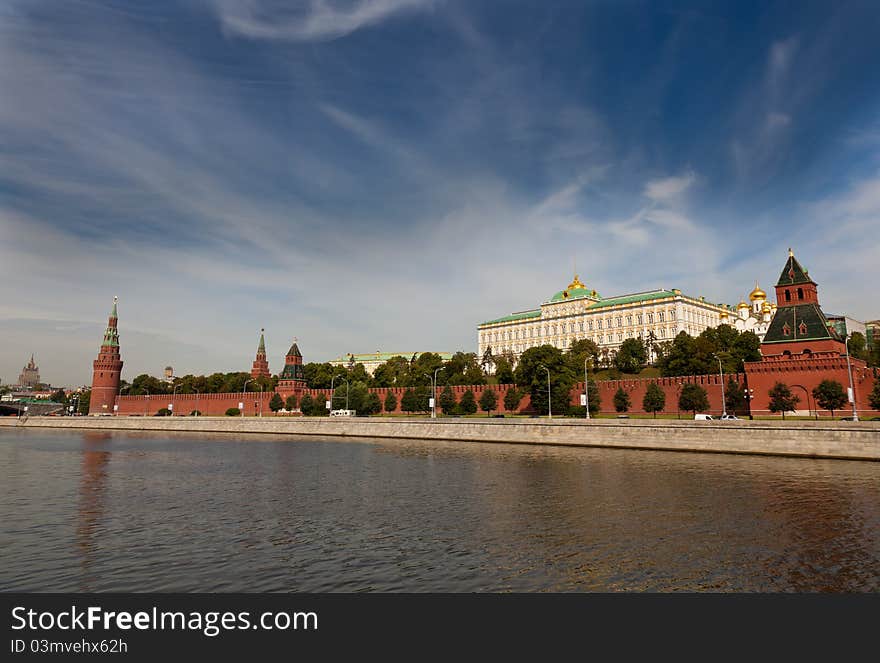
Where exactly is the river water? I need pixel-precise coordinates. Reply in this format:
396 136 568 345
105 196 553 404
1 428 878 592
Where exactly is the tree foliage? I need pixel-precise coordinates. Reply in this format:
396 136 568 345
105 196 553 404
812 380 848 417
613 387 631 413
224 407 240 416
515 345 575 416
503 387 523 413
284 394 298 411
768 382 799 419
643 383 666 418
458 390 478 415
870 380 880 411
383 391 398 414
438 385 457 415
847 332 868 361
615 338 647 374
678 383 709 414
657 328 761 377
479 388 498 415
269 393 284 412
724 378 746 414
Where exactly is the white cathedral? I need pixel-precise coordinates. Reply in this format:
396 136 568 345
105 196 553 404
723 282 776 340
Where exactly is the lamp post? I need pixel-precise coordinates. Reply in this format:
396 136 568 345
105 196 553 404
713 354 726 417
258 384 264 418
425 367 444 419
843 333 859 421
243 379 252 417
193 388 200 416
538 364 551 419
583 357 591 420
792 384 814 420
171 383 179 417
144 390 150 417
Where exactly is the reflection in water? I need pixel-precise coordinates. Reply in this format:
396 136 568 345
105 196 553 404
0 429 878 592
77 433 112 591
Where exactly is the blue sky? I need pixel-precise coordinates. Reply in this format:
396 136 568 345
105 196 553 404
2 0 879 386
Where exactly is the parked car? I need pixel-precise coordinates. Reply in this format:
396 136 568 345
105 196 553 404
720 414 741 421
694 414 714 421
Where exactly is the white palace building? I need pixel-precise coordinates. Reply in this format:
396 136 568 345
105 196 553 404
477 273 752 366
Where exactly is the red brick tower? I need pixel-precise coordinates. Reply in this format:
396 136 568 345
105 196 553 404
250 329 271 379
276 338 307 398
88 296 123 415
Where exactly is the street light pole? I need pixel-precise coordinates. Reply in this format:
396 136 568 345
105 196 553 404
583 357 590 420
844 332 859 421
714 355 726 417
538 364 551 419
243 379 252 417
171 384 179 417
193 388 200 416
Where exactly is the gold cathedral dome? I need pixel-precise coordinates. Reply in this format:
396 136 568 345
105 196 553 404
749 281 767 301
737 299 749 310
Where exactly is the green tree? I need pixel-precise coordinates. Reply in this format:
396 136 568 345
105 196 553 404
768 382 799 420
847 332 868 360
812 380 848 417
503 387 523 413
724 378 746 415
438 385 457 415
567 339 601 373
50 389 68 405
643 383 666 418
869 380 880 411
362 392 382 416
613 387 631 413
479 388 498 416
515 345 575 416
77 390 91 415
443 352 486 386
493 350 517 385
269 393 284 412
372 357 411 388
678 383 709 415
459 390 478 415
284 394 298 411
299 393 314 415
400 389 418 413
615 338 647 374
383 391 398 414
224 407 240 416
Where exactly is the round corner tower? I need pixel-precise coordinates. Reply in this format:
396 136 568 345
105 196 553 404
89 297 124 415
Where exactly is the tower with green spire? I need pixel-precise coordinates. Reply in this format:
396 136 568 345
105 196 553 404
89 296 124 415
250 328 271 379
277 338 307 397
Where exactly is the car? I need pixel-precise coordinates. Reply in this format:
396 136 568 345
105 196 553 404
329 409 356 417
839 416 858 421
720 414 741 421
694 414 714 421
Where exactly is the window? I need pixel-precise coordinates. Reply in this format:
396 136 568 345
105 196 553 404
637 314 643 324
799 321 807 335
782 323 791 336
588 321 594 330
658 311 664 322
626 315 632 326
797 288 804 300
616 317 622 327
597 320 603 329
647 313 654 323
785 290 791 302
669 311 675 320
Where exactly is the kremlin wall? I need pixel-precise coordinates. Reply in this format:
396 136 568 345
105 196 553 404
92 251 879 419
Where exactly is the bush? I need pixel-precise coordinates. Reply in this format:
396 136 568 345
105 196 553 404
155 408 171 417
613 387 631 413
285 394 298 411
189 410 202 416
269 393 284 412
225 407 240 416
459 390 478 415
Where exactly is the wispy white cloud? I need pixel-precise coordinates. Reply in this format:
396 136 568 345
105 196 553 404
644 171 696 202
209 0 435 41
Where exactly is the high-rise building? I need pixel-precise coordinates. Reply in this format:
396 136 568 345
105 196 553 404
88 297 123 415
17 354 40 389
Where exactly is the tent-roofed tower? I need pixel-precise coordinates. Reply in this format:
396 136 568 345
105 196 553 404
760 249 843 358
250 329 271 379
89 296 124 415
277 338 307 397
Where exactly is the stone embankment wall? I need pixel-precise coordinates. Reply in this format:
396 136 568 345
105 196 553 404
3 417 878 461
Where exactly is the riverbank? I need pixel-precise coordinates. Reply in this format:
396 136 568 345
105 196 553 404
3 416 879 461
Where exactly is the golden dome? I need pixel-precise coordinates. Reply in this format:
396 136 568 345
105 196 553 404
749 281 766 301
567 273 586 290
761 300 772 313
737 300 749 310
720 309 729 319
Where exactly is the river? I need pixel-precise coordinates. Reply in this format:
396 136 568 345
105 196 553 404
2 428 878 592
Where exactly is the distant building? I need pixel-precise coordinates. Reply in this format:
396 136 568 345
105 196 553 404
163 366 174 382
721 282 777 341
250 329 271 379
89 297 123 415
824 314 867 341
17 354 40 389
867 320 879 350
329 352 455 376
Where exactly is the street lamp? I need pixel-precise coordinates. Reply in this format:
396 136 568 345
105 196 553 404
583 357 591 420
193 388 200 416
538 364 551 419
171 383 180 417
843 332 860 421
425 367 444 419
243 379 253 417
258 383 264 418
713 354 727 417
791 384 815 420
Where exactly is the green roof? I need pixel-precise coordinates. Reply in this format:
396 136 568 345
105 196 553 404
548 287 601 303
587 290 676 308
479 310 541 326
762 303 842 344
258 330 266 354
776 252 815 287
330 351 455 363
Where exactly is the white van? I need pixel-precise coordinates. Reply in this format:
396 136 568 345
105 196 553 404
694 414 714 421
330 409 356 417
